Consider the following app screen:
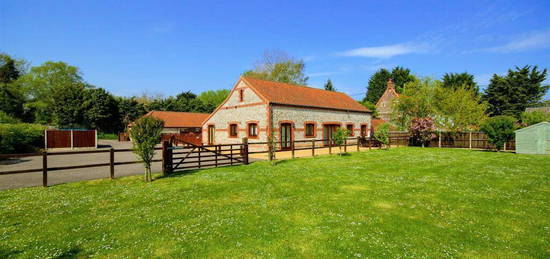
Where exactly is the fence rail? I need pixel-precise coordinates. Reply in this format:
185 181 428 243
0 147 162 186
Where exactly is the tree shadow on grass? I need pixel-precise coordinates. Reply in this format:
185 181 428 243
53 247 83 259
0 248 22 258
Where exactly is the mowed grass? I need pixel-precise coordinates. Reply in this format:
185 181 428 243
1 148 549 258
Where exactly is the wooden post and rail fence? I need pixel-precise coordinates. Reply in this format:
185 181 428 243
1 131 514 188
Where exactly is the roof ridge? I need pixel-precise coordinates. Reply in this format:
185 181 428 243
242 76 352 96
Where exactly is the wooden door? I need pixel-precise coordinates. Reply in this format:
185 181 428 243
323 124 339 146
207 125 215 145
280 123 292 150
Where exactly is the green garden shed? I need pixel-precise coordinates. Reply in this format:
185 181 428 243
514 122 550 155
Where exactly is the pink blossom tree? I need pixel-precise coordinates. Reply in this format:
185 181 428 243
410 117 436 147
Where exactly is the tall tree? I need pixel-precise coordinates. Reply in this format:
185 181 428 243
393 77 487 131
442 72 479 94
198 89 230 112
365 67 416 103
324 79 336 91
17 61 85 124
51 82 86 128
0 54 27 119
117 97 147 131
243 50 309 85
483 66 548 118
83 88 119 132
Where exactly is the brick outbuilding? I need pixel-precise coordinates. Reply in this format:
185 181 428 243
202 77 372 148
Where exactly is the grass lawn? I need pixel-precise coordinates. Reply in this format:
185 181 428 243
1 148 549 258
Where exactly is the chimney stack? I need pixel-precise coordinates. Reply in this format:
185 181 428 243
387 78 395 90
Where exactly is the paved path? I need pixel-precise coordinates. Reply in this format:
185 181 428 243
0 140 164 190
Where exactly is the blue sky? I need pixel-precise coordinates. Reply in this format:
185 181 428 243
1 0 549 99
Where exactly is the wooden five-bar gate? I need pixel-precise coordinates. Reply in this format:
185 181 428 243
162 139 248 174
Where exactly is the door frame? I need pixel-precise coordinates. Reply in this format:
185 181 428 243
323 123 341 146
207 124 215 145
279 121 294 151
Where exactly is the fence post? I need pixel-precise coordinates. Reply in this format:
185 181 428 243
344 139 347 153
312 140 315 156
230 145 234 165
369 137 372 150
215 145 219 167
110 148 114 179
438 131 442 148
291 139 295 159
469 131 472 149
198 147 202 168
42 151 48 187
329 140 332 154
161 141 168 176
242 137 249 165
357 137 360 152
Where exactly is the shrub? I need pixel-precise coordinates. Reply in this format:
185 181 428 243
0 123 46 154
0 111 20 124
480 116 516 151
410 117 436 147
332 127 350 155
374 123 390 149
128 117 164 181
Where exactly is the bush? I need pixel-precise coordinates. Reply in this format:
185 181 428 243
0 111 20 123
374 123 390 149
0 123 46 154
410 117 436 147
97 132 118 140
332 127 350 155
480 116 516 151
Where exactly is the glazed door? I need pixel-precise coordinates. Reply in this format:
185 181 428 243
207 125 215 145
323 125 339 146
280 123 292 150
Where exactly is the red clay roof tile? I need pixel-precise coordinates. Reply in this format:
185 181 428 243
140 111 209 128
242 77 370 113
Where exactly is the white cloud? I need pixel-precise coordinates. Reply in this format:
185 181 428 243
338 43 430 59
485 30 550 53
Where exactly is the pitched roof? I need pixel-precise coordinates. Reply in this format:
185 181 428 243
241 77 370 113
140 111 209 128
371 118 386 130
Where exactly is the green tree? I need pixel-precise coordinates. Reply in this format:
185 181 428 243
51 82 86 128
374 123 390 149
0 83 25 119
243 50 309 85
129 117 164 182
0 54 27 119
480 116 516 151
332 127 350 155
442 72 479 95
365 67 416 103
83 88 119 132
198 89 230 112
359 100 379 118
433 87 488 132
324 79 336 91
17 61 85 124
520 110 550 126
365 68 391 104
392 78 439 129
117 97 147 131
0 111 20 123
483 66 548 118
129 116 164 181
393 78 488 131
0 54 25 84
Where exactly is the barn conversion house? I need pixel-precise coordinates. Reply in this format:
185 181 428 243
202 77 372 148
